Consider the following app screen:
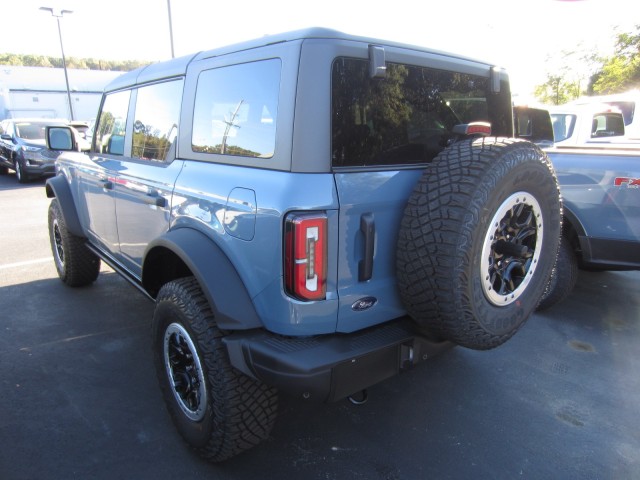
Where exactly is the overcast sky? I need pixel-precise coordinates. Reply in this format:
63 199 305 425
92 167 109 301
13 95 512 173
4 0 638 98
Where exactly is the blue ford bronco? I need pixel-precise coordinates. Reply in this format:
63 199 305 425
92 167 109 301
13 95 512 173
538 144 640 310
45 29 561 461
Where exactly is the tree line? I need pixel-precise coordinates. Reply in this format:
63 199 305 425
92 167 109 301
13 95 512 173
535 25 640 105
0 53 150 72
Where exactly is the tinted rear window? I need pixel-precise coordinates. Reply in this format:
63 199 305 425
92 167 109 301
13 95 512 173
591 113 625 138
331 58 512 168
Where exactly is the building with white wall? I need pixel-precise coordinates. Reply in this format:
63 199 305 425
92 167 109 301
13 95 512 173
0 66 122 121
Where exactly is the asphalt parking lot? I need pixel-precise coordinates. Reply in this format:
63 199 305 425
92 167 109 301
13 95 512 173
1 174 640 480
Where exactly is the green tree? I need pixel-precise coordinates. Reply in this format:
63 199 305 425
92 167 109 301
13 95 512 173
591 26 640 94
0 54 24 66
533 47 598 105
534 75 581 105
0 53 150 71
21 55 54 67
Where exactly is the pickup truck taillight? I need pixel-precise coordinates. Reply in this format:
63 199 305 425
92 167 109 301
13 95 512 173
284 212 327 301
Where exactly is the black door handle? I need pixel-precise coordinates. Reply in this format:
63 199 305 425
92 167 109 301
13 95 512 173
144 193 167 208
359 213 375 282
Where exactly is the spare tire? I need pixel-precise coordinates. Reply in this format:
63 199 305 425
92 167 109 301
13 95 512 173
397 137 561 350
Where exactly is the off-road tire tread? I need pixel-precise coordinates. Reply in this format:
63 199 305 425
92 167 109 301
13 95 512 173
154 277 278 462
15 159 30 183
48 199 100 287
536 235 578 311
397 137 561 349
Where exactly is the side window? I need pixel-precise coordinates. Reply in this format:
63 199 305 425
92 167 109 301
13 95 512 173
0 121 12 137
591 113 625 138
95 90 131 155
192 59 280 158
551 114 576 142
132 79 183 162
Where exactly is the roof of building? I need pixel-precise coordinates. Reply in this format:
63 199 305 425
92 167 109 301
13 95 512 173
0 66 122 93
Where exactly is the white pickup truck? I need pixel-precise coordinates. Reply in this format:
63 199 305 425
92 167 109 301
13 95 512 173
569 91 640 140
550 103 628 146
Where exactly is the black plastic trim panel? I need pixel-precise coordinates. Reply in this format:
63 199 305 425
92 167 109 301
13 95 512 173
223 317 453 402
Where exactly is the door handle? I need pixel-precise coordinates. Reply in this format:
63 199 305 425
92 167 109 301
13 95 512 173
144 192 167 208
101 179 113 190
359 213 375 282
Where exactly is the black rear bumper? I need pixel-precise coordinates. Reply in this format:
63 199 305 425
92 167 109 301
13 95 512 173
223 318 453 402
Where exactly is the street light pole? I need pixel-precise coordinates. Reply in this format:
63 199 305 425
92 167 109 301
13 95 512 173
167 0 175 58
40 7 75 121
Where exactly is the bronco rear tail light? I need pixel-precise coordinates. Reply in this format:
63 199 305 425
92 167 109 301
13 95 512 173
284 212 327 301
452 122 492 136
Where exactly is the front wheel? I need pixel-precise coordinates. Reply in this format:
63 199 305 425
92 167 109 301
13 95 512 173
152 277 278 462
397 137 561 350
15 158 30 183
48 199 100 286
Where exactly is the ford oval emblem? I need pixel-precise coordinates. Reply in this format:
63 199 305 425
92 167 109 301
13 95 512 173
351 297 378 311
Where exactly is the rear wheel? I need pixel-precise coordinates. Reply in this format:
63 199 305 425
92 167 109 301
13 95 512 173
48 199 100 286
397 137 561 350
536 235 578 311
152 277 278 462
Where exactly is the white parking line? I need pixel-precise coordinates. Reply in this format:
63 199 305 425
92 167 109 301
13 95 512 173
0 257 52 270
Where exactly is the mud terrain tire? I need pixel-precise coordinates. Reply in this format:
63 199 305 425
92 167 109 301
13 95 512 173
397 137 561 350
536 235 578 311
48 198 101 286
152 277 278 462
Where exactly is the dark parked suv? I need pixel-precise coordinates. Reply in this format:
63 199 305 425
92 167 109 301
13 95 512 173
0 118 68 182
45 29 561 461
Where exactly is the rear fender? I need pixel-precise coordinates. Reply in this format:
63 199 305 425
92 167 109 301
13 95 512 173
45 175 84 237
561 205 587 240
144 228 262 330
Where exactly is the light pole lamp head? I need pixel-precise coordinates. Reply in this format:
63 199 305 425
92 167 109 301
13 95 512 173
39 7 73 17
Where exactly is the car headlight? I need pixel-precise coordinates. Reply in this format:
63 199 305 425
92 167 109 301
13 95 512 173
21 145 44 162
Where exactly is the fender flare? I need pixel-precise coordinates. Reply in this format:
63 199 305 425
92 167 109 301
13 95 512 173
45 175 84 237
144 228 262 330
561 203 587 239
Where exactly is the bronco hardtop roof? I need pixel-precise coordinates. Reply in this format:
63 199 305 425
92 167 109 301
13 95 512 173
104 27 496 93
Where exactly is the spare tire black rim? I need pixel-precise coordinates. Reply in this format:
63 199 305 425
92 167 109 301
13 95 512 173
481 191 543 306
164 323 207 421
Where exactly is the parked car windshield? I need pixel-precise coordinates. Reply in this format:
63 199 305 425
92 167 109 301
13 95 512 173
14 120 67 141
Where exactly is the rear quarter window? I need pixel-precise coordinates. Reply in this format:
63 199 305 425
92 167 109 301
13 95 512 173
191 59 280 159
